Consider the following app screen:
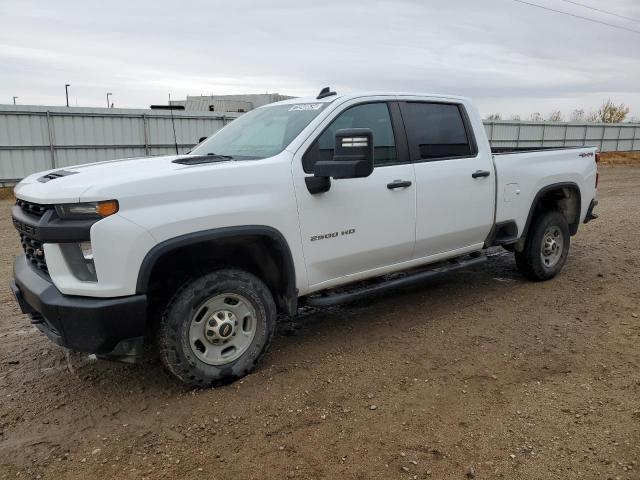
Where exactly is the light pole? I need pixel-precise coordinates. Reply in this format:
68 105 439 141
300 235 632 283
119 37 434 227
106 92 112 108
65 84 70 107
12 96 18 105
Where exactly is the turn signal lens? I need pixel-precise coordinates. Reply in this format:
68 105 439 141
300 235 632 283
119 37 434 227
96 200 119 217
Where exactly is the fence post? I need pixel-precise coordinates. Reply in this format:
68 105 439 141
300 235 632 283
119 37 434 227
142 114 150 155
563 124 568 148
615 125 622 152
582 124 588 147
633 125 638 151
541 123 546 148
45 110 56 169
515 122 521 148
600 125 607 152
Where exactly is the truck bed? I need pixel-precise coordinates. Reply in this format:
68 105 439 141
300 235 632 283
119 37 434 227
492 146 598 237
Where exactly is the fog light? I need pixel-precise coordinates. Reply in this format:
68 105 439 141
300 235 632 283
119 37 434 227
79 241 93 260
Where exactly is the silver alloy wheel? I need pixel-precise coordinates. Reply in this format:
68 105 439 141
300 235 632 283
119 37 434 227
540 225 564 268
188 293 257 366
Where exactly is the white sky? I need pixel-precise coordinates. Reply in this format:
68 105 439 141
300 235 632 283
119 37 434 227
1 0 639 119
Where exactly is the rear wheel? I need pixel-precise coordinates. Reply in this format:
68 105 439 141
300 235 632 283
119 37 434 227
515 211 570 281
158 269 276 387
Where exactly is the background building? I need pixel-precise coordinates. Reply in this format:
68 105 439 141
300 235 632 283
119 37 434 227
170 93 294 112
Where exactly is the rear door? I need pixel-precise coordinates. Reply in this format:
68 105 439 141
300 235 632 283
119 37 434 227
399 100 495 258
292 100 416 290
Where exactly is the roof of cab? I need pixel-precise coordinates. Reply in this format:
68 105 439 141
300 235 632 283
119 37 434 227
266 91 472 107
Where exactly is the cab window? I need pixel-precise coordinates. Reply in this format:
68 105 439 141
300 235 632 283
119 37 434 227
303 102 397 173
400 102 476 161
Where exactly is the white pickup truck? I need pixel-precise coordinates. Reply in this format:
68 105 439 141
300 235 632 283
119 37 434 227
10 89 599 386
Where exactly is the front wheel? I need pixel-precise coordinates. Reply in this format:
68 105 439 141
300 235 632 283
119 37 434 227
515 211 570 281
158 269 276 387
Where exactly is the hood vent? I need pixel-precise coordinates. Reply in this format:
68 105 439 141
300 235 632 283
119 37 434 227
37 169 78 183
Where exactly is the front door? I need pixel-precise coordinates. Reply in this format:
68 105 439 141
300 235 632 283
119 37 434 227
292 101 416 290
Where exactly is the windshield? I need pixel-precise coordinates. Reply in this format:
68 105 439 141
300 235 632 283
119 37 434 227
190 103 328 159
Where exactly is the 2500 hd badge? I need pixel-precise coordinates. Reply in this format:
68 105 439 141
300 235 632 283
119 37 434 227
310 228 356 242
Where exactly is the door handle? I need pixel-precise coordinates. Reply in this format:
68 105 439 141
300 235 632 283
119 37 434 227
387 180 412 189
472 170 491 179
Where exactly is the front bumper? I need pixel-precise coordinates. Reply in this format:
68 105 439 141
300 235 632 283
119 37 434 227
11 254 147 359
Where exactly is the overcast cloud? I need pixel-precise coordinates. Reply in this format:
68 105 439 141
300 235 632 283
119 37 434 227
1 0 639 119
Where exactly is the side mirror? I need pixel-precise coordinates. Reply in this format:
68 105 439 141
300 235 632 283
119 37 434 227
198 136 208 144
315 128 374 179
305 128 374 194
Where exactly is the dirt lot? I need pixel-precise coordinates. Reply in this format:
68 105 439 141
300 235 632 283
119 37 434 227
0 166 639 480
600 151 640 165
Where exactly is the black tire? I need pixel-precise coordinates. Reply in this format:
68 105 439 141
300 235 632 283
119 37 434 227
158 268 276 387
515 211 570 281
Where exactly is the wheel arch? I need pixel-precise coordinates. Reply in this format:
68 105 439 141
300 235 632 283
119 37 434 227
521 182 581 240
136 226 297 316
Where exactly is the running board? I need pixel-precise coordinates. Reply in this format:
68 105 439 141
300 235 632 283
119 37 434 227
304 254 487 307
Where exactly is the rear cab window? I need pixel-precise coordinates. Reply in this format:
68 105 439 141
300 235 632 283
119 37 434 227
400 102 477 161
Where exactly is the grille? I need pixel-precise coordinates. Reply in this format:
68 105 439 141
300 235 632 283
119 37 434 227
20 233 48 274
15 199 53 218
15 199 53 275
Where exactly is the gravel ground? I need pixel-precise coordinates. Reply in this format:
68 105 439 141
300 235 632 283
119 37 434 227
0 166 639 480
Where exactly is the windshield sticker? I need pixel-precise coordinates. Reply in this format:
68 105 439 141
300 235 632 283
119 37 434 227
289 103 323 111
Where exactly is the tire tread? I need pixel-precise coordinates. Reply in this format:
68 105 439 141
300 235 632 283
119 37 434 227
157 268 276 387
515 210 570 281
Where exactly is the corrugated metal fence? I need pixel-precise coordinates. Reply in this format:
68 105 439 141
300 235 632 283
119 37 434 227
484 120 640 152
0 105 638 183
0 105 240 183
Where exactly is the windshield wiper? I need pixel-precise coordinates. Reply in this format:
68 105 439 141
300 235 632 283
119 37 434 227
206 152 233 159
172 154 234 165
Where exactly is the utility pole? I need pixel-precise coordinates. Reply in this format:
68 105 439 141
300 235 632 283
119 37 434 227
12 96 18 105
106 92 112 108
65 84 70 107
168 93 179 155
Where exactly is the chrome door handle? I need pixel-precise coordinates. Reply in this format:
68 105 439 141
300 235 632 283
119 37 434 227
387 180 412 189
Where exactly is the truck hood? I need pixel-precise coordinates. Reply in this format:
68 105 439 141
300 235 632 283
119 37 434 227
14 155 232 204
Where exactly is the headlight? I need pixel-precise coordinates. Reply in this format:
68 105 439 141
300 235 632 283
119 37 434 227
55 200 119 219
